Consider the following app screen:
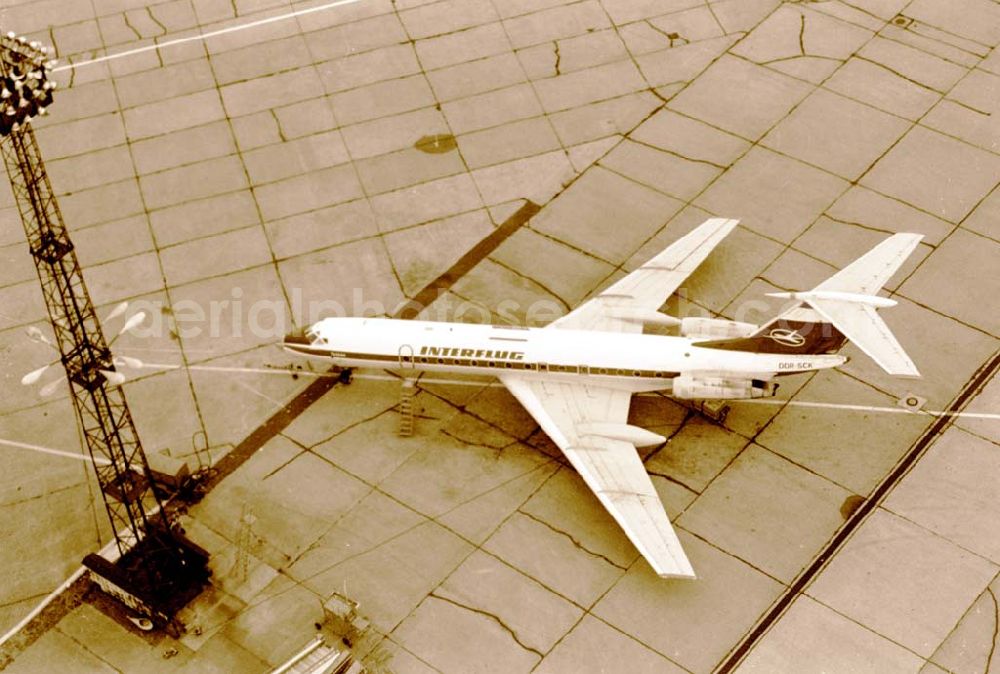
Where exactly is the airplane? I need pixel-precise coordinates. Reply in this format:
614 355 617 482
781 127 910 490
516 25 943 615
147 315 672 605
282 218 923 579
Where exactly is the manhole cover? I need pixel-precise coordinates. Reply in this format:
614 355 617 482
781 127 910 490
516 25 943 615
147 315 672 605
415 134 457 154
896 394 927 412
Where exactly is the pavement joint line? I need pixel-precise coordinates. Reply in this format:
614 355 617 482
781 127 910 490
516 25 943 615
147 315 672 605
52 0 367 72
716 348 1000 673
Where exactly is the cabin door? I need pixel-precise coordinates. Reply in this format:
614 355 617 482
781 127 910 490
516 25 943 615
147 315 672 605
398 344 415 370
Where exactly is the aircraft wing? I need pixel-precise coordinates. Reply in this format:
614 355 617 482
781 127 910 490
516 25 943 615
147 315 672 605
500 374 695 579
548 218 739 333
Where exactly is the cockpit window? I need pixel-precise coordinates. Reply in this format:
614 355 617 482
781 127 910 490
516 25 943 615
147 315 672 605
305 327 326 345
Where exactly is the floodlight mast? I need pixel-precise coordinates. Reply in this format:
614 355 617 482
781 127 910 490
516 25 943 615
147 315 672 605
0 32 208 632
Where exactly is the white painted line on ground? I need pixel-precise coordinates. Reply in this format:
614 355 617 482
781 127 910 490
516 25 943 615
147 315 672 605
0 507 154 649
737 398 1000 420
135 361 999 421
137 361 504 387
0 566 88 648
0 437 111 465
54 0 366 72
233 380 285 410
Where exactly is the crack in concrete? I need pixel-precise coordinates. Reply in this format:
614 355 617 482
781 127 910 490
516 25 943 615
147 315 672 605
516 508 628 571
646 21 689 48
798 12 806 56
438 426 514 453
552 40 561 76
269 109 287 142
145 7 168 36
428 592 544 658
146 6 169 35
47 27 58 60
121 11 144 41
66 55 77 88
986 587 998 673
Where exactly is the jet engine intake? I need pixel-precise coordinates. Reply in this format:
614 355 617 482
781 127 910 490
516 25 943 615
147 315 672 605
672 374 777 400
680 317 757 340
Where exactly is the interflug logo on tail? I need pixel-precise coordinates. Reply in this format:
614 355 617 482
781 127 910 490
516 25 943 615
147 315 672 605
767 328 806 347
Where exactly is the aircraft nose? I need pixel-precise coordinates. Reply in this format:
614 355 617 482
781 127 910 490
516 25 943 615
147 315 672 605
283 326 311 346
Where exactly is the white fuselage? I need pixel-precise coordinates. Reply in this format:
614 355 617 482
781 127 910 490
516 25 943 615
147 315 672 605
283 317 845 392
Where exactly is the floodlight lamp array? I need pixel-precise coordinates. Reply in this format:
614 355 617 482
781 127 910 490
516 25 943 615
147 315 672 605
0 31 57 136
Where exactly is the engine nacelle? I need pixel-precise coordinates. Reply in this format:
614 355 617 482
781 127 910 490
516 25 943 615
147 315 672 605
680 317 758 340
672 374 777 400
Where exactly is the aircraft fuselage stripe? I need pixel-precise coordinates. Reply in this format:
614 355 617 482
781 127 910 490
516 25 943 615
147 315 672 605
283 344 681 379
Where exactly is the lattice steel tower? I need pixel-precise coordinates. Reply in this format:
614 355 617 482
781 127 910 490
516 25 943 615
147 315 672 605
0 32 208 630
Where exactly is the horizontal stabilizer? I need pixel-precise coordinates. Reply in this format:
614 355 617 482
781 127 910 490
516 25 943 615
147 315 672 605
807 232 922 377
815 233 922 296
806 299 919 377
767 290 897 308
699 233 923 377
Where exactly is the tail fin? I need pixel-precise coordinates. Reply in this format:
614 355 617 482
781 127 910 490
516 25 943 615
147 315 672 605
700 234 923 377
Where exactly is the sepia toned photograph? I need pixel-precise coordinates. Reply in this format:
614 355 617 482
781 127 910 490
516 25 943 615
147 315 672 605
0 0 998 671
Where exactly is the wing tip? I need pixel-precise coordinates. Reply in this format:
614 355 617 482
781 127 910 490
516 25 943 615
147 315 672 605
711 216 740 233
650 556 697 580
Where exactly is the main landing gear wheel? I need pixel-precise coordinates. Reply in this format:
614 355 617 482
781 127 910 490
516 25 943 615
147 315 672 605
337 368 353 384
